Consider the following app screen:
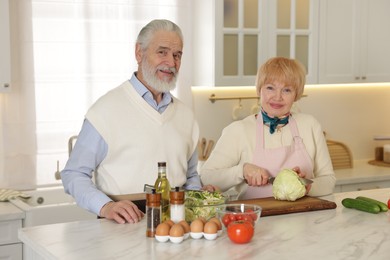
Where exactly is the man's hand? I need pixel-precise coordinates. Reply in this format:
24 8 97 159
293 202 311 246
100 200 144 224
201 184 220 192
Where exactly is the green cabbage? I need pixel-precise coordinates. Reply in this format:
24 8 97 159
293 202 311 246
272 169 306 201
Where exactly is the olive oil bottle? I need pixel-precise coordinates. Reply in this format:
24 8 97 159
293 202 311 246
154 162 171 221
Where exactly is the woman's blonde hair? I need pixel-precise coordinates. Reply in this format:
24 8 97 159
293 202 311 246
256 57 306 101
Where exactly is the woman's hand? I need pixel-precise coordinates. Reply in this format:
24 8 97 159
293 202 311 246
243 163 271 186
292 166 312 194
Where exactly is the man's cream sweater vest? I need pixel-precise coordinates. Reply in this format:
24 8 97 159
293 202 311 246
86 81 199 195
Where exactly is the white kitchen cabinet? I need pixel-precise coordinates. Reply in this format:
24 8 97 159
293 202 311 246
318 0 390 83
193 0 319 87
0 244 22 259
334 180 390 193
0 0 11 92
0 203 24 260
0 219 23 260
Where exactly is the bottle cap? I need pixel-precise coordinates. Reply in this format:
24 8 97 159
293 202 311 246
146 189 161 206
158 162 166 167
170 186 184 204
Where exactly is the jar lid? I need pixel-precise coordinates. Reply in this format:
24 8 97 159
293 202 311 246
146 190 161 204
170 187 184 204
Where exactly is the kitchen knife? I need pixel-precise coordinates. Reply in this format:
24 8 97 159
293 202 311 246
268 176 313 185
244 177 313 185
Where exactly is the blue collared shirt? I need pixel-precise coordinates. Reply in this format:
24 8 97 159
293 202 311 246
61 73 201 215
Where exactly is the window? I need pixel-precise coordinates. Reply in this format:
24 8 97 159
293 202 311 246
3 0 192 189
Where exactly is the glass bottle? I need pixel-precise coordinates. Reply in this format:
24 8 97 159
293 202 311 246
146 189 161 237
170 186 185 223
154 162 171 222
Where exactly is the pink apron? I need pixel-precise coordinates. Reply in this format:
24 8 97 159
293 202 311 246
241 113 314 199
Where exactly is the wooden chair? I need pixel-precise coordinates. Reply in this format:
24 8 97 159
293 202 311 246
326 139 353 169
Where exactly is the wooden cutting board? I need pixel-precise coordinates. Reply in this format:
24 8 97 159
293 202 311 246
229 196 337 217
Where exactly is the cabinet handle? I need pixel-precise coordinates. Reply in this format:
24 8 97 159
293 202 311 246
3 83 10 88
362 76 366 80
355 76 360 80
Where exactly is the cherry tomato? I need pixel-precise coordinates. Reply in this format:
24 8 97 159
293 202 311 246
236 213 244 221
241 215 254 226
228 214 236 222
245 209 258 221
222 214 231 227
222 213 236 227
387 199 390 208
227 220 254 244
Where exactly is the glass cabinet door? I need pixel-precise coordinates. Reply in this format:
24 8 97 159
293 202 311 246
216 0 263 85
216 0 318 86
275 0 311 77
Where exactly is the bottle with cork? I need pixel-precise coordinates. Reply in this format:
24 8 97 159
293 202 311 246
154 162 171 222
146 189 161 237
170 186 185 223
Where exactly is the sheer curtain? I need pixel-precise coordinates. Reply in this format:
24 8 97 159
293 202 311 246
1 0 193 189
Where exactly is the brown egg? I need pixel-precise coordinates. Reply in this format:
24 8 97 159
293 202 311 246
155 222 170 236
203 221 218 234
198 217 207 224
208 217 222 231
169 223 185 237
178 220 191 234
190 219 204 233
164 219 175 228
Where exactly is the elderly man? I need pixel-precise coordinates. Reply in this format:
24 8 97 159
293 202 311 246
61 19 215 224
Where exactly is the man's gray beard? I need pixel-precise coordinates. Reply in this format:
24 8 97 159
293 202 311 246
141 60 178 93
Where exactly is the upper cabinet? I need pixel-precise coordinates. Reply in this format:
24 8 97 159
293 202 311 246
0 0 11 92
318 0 390 83
192 0 390 86
214 0 319 86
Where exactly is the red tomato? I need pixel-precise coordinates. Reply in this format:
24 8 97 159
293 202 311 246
241 215 254 226
245 209 258 221
222 213 236 227
227 221 254 244
222 214 231 227
228 214 236 222
235 213 244 221
388 199 390 208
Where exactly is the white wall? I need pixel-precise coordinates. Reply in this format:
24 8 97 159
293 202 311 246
192 83 390 160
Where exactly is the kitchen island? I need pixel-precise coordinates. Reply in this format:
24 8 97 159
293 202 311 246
19 188 390 260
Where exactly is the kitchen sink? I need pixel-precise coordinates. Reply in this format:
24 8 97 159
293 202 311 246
10 186 96 227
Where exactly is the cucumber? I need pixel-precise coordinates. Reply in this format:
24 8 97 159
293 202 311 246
341 198 380 214
355 196 388 212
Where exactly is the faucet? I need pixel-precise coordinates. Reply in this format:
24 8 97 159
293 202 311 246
68 135 78 157
55 160 61 180
55 135 78 180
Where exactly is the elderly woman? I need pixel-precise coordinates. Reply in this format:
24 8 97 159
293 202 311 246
200 57 336 199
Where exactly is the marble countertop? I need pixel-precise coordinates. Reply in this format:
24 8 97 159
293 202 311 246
0 202 24 222
335 160 390 185
19 188 390 260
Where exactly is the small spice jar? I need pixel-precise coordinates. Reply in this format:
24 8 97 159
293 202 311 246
170 187 185 223
146 189 161 237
